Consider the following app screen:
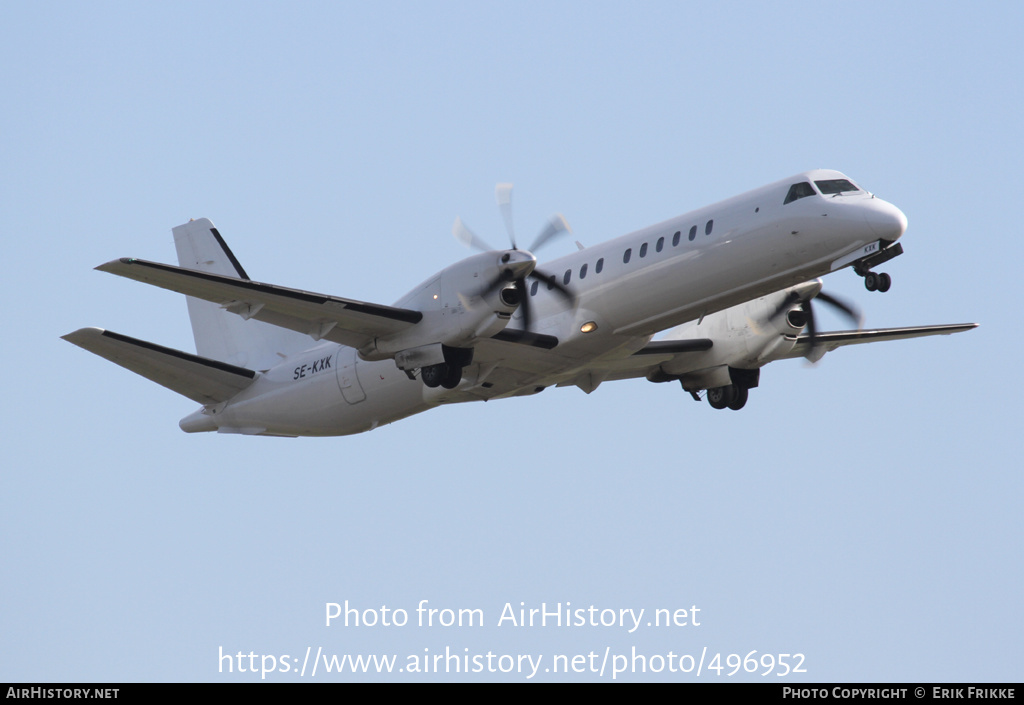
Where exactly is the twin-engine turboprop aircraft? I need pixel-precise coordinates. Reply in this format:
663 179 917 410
63 170 976 437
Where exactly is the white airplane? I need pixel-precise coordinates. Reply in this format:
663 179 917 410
63 170 976 437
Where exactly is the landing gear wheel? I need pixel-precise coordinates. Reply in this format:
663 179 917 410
423 363 463 389
864 271 891 293
440 364 463 389
421 363 445 388
707 385 736 410
727 385 748 410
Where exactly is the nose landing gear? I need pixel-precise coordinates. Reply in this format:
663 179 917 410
851 240 902 293
863 270 892 293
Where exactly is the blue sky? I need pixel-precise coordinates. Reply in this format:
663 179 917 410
2 1 1020 682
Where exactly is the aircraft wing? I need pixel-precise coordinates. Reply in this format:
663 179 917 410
96 258 423 350
451 333 715 398
61 327 257 405
464 324 978 398
782 323 978 359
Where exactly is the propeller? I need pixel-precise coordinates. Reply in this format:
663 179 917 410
453 184 575 331
771 282 863 361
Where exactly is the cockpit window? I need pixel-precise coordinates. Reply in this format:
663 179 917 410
784 182 816 204
815 179 860 195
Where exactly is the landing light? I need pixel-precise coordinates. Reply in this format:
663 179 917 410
581 321 598 333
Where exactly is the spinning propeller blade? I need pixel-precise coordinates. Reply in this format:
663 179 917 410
529 214 572 253
452 216 495 253
496 182 516 249
772 284 862 361
452 184 576 331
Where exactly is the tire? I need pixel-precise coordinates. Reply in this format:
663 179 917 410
727 385 748 410
421 364 445 388
707 385 735 410
440 364 462 389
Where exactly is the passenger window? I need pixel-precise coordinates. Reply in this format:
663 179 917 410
784 182 816 204
623 248 631 263
531 280 539 296
705 220 713 235
656 236 664 252
563 269 571 285
596 258 604 273
672 231 681 246
688 225 697 241
639 243 648 258
579 263 588 279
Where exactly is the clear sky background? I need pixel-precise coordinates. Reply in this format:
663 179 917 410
2 1 1020 683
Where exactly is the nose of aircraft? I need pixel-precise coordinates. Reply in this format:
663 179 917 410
863 198 908 242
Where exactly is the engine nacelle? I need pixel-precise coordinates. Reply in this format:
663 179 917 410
653 283 819 387
358 250 536 362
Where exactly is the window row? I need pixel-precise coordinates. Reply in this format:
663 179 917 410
528 218 715 295
530 257 606 295
623 219 714 264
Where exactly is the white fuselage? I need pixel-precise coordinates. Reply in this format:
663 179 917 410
181 169 907 436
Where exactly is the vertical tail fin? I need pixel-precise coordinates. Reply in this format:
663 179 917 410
172 218 312 370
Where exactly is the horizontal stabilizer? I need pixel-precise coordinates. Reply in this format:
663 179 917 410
95 257 423 351
61 327 257 405
785 323 978 359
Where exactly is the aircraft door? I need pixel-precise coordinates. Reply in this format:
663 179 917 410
335 348 367 404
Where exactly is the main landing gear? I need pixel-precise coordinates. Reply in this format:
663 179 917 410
420 346 474 390
698 367 758 411
706 384 749 411
421 362 462 389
